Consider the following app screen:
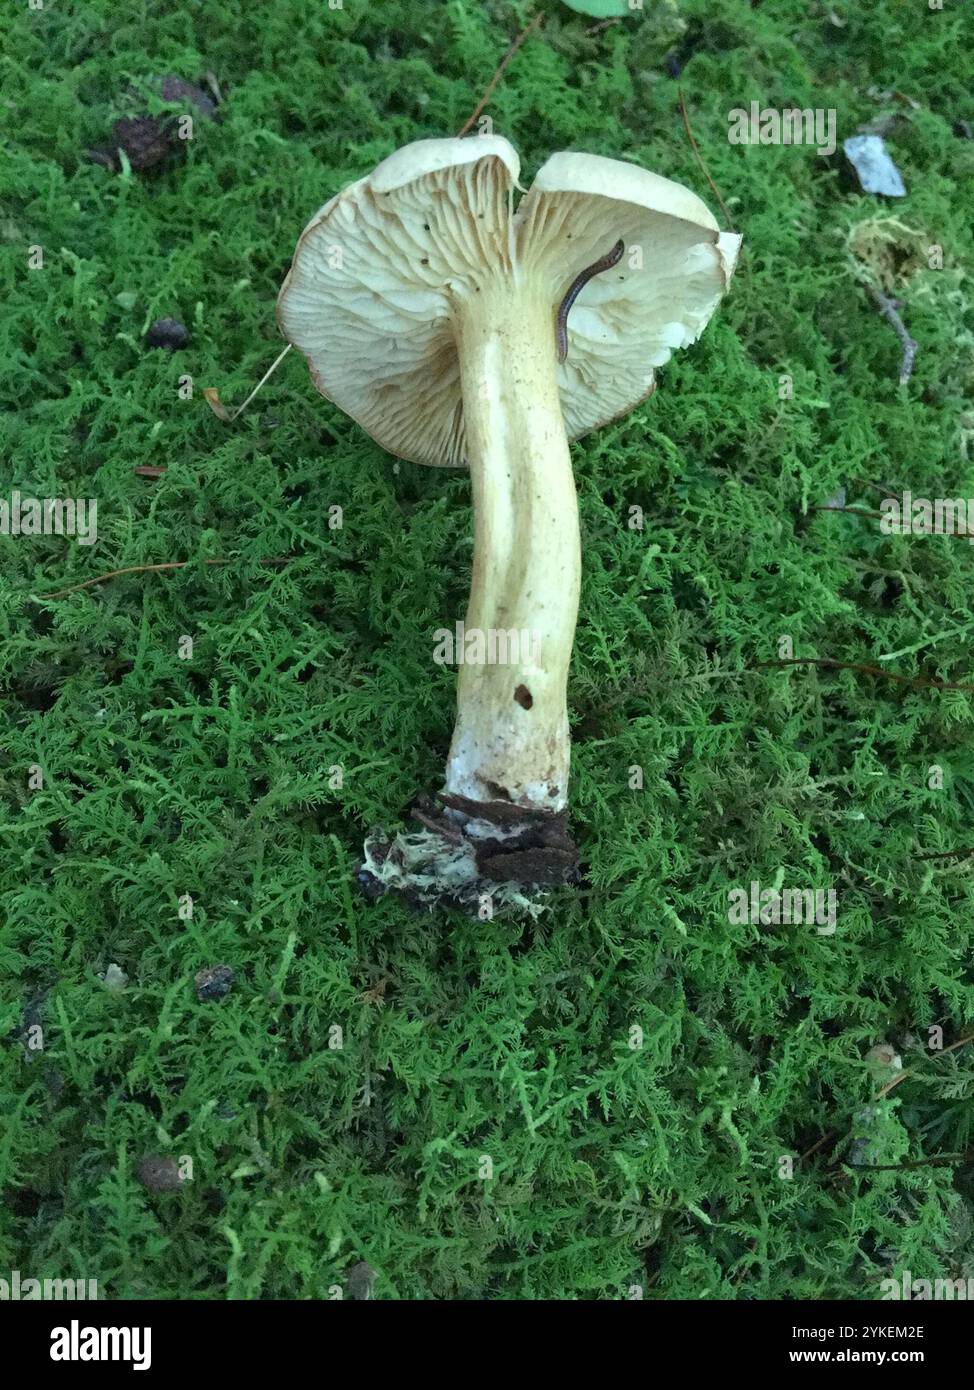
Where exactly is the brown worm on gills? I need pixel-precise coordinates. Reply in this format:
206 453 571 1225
555 238 625 363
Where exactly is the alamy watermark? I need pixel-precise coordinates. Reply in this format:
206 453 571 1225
728 881 837 934
1 491 97 545
50 1320 151 1371
879 492 974 542
728 102 837 157
433 622 541 666
881 1270 974 1300
1 1268 98 1300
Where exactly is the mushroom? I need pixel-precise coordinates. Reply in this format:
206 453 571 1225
278 136 740 915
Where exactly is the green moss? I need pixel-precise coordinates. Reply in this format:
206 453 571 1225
1 0 972 1299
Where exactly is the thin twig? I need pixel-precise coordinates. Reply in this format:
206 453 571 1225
203 344 293 423
813 501 974 543
856 478 906 499
876 1031 974 1099
799 1131 837 1164
756 657 974 695
866 285 918 385
227 343 292 421
35 557 291 600
915 846 974 862
678 87 736 230
809 504 885 522
456 11 544 138
849 1149 974 1172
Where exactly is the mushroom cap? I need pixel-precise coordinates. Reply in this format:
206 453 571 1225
278 138 740 467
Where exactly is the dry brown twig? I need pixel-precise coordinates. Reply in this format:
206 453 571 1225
678 87 736 231
809 504 885 521
755 656 974 695
36 557 291 601
812 501 974 543
203 343 293 423
875 1030 974 1099
455 11 544 138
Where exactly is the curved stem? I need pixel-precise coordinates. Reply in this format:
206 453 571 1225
446 281 580 814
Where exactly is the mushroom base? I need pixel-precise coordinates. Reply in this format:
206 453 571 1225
358 794 580 918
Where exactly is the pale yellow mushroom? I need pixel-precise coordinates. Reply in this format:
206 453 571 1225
278 137 740 910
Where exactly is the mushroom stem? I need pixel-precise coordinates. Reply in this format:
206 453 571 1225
446 281 580 816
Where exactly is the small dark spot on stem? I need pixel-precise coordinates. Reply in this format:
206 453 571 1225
514 684 533 709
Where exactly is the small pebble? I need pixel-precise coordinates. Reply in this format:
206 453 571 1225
145 317 190 350
138 1155 182 1192
195 964 235 1002
88 74 218 173
345 1260 377 1301
157 74 218 120
104 114 172 172
356 867 385 902
98 962 129 991
865 1042 902 1074
44 1069 66 1099
843 134 906 197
